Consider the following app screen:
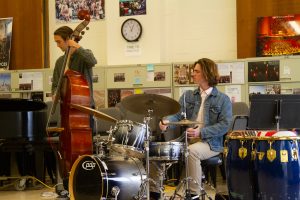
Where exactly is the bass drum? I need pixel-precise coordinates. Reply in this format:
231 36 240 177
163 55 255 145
69 155 146 200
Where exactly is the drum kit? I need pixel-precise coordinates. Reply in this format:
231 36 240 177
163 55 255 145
68 94 203 200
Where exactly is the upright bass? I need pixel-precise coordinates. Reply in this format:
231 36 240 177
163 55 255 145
46 10 93 180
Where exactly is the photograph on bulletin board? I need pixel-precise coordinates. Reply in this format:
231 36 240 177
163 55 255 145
256 14 300 57
248 60 279 82
0 73 11 91
0 17 13 69
154 72 165 81
249 85 266 95
108 89 121 107
265 84 281 94
173 64 193 85
114 73 125 82
56 0 105 23
119 0 146 16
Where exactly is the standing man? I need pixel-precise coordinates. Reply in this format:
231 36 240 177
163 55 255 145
52 25 97 116
159 58 232 199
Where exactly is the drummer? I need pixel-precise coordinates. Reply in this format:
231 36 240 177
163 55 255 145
159 58 232 199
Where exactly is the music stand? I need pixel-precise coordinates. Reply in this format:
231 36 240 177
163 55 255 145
248 94 300 131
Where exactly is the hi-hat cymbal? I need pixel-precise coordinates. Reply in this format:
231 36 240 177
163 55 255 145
121 94 180 117
166 119 200 126
70 103 117 123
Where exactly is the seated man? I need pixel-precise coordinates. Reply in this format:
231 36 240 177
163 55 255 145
158 58 232 199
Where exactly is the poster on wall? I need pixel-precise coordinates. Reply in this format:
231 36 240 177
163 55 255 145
173 63 194 85
56 0 105 23
256 14 300 57
217 62 245 84
248 60 279 82
0 73 11 91
0 18 13 69
18 72 43 91
119 0 146 16
225 85 241 103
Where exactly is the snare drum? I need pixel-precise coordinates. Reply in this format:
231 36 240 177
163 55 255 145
111 120 148 158
252 136 300 199
69 155 146 200
149 142 183 161
225 131 255 200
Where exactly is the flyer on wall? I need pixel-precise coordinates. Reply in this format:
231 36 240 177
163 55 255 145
0 17 13 69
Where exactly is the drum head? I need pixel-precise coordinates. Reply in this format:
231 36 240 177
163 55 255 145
69 155 105 200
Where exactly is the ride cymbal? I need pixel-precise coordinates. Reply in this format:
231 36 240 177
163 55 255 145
121 94 180 117
70 103 117 123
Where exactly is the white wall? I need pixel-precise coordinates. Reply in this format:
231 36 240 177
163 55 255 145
48 0 236 68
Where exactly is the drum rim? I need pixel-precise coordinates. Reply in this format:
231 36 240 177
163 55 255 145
227 136 300 140
149 156 180 161
254 136 300 140
150 141 184 145
116 119 145 126
226 136 254 140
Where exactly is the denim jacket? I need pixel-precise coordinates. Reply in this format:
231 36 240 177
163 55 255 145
166 87 232 152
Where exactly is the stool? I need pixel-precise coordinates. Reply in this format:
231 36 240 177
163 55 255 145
201 154 222 188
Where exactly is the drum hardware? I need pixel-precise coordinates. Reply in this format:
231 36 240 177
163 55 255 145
135 109 155 200
110 120 147 159
111 186 120 200
152 161 177 200
169 118 212 200
93 128 114 157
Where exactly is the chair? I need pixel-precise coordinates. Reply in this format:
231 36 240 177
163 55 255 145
219 102 249 181
201 154 223 189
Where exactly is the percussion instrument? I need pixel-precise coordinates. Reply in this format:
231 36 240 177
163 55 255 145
111 120 148 158
224 131 255 200
252 136 300 199
120 93 180 117
149 142 184 161
119 94 180 200
69 155 146 200
225 130 300 200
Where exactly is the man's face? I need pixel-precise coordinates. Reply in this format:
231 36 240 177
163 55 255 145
192 63 207 86
54 35 68 52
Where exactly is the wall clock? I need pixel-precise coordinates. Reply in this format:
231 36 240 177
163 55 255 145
121 18 142 42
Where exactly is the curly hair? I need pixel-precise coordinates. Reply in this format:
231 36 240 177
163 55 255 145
194 58 220 87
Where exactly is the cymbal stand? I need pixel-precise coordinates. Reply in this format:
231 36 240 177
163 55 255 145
170 126 201 200
136 109 158 200
152 161 176 200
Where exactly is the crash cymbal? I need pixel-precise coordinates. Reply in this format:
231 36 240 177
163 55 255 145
121 94 180 117
166 119 200 126
70 103 117 123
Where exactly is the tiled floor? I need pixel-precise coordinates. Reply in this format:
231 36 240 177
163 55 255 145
0 168 228 200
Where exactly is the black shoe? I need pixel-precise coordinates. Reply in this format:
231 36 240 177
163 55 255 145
150 192 160 200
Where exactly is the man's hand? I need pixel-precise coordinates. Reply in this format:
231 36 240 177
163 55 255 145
67 39 80 54
186 127 200 139
159 119 169 131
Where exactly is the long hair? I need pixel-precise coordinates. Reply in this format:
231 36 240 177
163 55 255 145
54 26 73 41
194 58 220 87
